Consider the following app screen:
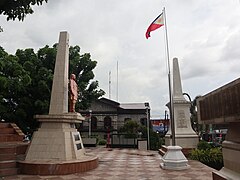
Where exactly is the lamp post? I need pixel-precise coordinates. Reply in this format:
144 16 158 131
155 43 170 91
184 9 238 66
183 92 192 102
164 110 167 133
145 103 150 150
183 92 197 132
88 110 92 138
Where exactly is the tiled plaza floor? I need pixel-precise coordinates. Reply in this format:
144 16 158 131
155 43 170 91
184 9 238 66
2 147 216 180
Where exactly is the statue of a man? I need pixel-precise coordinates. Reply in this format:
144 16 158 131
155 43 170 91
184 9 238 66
69 74 78 112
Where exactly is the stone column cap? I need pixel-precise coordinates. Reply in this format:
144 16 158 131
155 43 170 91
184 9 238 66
35 113 85 123
167 145 183 150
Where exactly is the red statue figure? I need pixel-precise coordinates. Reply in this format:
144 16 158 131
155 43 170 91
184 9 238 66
69 74 78 112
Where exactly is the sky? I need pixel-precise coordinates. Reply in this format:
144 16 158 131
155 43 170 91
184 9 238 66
1 0 240 118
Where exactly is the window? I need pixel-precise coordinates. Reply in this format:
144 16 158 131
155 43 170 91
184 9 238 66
140 118 147 126
104 116 112 129
91 116 97 130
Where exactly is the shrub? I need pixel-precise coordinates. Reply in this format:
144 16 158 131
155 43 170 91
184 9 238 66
190 147 223 170
98 139 107 145
150 131 163 150
197 140 212 150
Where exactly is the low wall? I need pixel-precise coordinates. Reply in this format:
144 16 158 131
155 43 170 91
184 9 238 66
82 138 97 147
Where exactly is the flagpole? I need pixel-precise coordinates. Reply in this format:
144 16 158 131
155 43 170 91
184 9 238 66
163 7 175 146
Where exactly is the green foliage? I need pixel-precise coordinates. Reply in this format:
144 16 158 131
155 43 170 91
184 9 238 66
119 120 139 138
190 142 223 170
98 139 107 145
119 120 163 150
119 120 139 136
69 46 105 110
0 45 105 133
197 140 212 150
149 130 162 150
0 0 48 21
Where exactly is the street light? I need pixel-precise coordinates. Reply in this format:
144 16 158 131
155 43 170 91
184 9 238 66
183 92 192 102
164 110 167 133
145 103 150 150
88 110 92 138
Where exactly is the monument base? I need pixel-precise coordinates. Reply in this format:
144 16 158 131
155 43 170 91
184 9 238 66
18 155 98 175
165 134 199 149
212 122 240 180
25 113 86 161
20 113 99 175
160 146 190 170
212 167 240 180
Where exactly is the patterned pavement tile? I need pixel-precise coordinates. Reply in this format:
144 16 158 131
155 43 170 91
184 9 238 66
2 147 216 180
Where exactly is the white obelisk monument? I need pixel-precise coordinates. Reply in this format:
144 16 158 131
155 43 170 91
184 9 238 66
160 58 192 170
165 58 199 149
19 32 98 175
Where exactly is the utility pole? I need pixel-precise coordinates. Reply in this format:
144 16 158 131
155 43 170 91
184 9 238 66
145 103 150 150
109 71 111 99
88 110 92 137
116 61 119 101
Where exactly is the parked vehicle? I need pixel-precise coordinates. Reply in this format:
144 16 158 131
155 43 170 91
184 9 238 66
201 129 227 146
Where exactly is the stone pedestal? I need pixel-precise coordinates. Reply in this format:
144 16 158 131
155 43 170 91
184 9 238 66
160 146 190 170
212 122 240 180
165 99 199 149
19 113 98 175
25 113 85 161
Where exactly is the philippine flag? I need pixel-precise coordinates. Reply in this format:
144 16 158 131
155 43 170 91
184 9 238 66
145 13 164 39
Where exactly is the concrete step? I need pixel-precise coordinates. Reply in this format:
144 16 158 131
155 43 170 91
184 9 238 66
161 145 168 152
0 146 17 155
0 167 18 177
0 134 24 142
0 128 15 134
158 148 166 156
0 123 26 177
0 142 29 155
0 154 16 161
10 123 25 136
0 161 16 169
158 145 168 156
158 145 193 158
0 123 10 129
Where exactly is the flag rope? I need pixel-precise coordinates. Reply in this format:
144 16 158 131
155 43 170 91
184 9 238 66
163 7 176 146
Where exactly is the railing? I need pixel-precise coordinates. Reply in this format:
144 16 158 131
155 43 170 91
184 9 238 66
110 133 139 148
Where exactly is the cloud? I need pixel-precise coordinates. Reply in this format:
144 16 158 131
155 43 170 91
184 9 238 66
220 31 240 62
1 0 240 117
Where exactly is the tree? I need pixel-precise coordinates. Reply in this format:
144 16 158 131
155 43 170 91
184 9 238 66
68 45 105 110
119 120 139 136
0 0 48 21
0 45 105 132
190 95 202 134
119 120 162 150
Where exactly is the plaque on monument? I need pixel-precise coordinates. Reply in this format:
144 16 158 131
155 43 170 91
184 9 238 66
177 110 187 128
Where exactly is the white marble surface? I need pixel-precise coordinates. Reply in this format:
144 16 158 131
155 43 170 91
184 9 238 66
49 31 69 115
166 58 198 148
160 145 190 170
